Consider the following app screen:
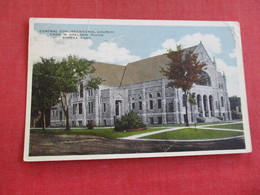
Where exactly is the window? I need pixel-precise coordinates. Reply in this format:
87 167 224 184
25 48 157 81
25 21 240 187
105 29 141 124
158 99 162 109
182 94 187 107
198 72 211 86
88 102 94 113
149 94 152 98
79 83 83 97
149 117 154 124
221 97 224 107
78 121 83 126
79 103 82 114
132 102 135 110
157 92 161 97
169 102 174 112
87 120 93 124
149 100 153 109
115 100 121 116
88 89 94 96
104 120 107 126
157 117 162 124
139 101 142 110
103 103 106 112
73 104 77 115
59 111 62 121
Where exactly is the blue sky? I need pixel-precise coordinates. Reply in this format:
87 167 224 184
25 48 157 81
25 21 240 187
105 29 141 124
34 23 236 66
31 22 240 96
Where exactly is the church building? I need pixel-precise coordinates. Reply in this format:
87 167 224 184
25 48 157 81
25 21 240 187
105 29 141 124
50 42 232 127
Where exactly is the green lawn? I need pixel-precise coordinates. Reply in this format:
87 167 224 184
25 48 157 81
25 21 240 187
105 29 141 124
207 123 243 130
30 127 165 139
141 128 244 140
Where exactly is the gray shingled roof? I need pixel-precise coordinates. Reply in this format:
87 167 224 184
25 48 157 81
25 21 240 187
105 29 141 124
92 62 126 87
92 44 200 87
120 54 171 86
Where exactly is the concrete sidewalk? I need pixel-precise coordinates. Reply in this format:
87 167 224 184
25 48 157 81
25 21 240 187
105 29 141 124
120 121 243 140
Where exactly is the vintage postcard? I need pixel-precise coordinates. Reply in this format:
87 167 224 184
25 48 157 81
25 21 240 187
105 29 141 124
24 18 252 161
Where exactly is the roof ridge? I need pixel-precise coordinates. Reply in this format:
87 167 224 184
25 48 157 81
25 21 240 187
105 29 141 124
120 65 127 87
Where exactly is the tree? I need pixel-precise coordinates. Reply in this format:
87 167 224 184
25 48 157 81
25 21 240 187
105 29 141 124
56 55 102 130
31 58 60 130
161 46 206 126
31 55 102 130
229 96 242 119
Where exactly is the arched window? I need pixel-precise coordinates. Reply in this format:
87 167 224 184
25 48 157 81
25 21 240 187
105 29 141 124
157 92 161 97
149 94 153 98
198 72 211 86
197 94 201 109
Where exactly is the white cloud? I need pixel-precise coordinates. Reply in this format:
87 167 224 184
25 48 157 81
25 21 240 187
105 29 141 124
215 58 240 96
150 39 177 57
149 33 222 58
178 33 222 56
30 32 140 65
229 48 237 58
95 42 140 65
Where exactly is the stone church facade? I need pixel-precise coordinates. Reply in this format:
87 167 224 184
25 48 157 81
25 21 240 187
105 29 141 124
50 42 232 127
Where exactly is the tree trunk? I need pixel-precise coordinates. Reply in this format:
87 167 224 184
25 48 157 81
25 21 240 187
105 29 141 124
185 91 189 126
42 110 46 130
32 115 36 128
65 108 70 131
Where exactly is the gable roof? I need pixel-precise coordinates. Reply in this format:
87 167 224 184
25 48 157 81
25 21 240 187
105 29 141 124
92 44 206 87
92 62 126 87
120 54 171 86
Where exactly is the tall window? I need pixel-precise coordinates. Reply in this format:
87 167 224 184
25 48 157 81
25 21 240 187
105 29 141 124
182 94 187 107
169 102 174 112
139 101 142 110
88 102 94 113
132 102 135 110
149 100 153 109
158 99 162 109
149 117 154 124
198 72 211 86
115 100 121 116
88 89 93 96
157 92 161 97
73 104 77 115
103 103 106 112
59 111 62 121
157 117 162 124
79 83 83 97
78 103 82 114
78 121 82 126
221 97 224 107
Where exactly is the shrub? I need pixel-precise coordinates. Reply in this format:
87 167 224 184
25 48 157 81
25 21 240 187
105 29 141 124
114 111 146 132
86 121 95 129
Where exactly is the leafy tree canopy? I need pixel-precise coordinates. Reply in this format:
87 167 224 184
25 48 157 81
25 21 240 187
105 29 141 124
161 45 206 126
31 55 102 130
32 57 60 113
161 46 206 92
